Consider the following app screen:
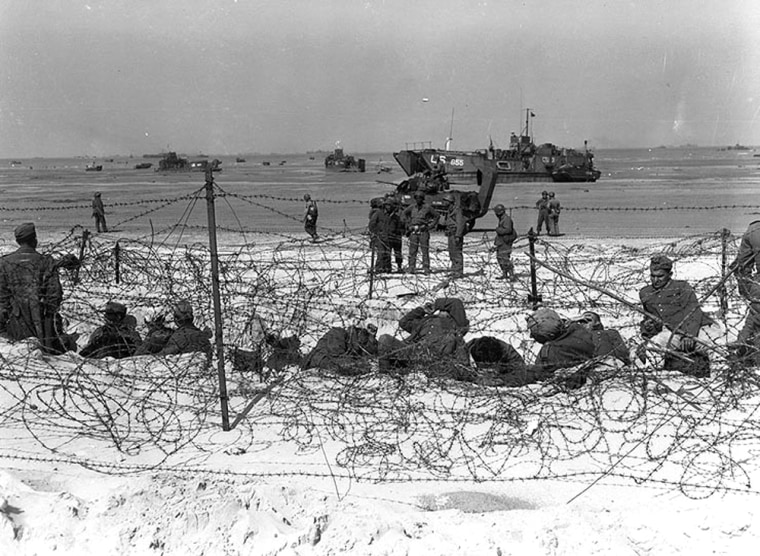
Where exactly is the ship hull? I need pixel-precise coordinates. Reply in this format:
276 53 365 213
394 146 600 185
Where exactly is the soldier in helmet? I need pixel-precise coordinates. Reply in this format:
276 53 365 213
386 197 405 273
548 192 561 236
535 190 550 235
158 300 212 356
443 193 466 278
493 204 517 281
402 191 438 274
92 192 108 233
303 193 319 241
368 198 394 273
79 301 142 359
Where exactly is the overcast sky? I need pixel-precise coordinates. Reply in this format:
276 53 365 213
1 0 759 157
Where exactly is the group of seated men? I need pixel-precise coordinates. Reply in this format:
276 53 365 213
78 300 212 359
299 249 744 385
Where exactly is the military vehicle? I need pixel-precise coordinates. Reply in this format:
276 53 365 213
324 146 366 172
377 157 498 233
393 109 600 185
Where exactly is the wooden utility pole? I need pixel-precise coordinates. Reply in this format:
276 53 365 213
527 228 542 310
204 166 230 431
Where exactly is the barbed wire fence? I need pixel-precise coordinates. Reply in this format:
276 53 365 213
1 181 760 502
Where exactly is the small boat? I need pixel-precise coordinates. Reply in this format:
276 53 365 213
85 162 103 172
236 157 246 163
262 161 271 166
134 162 153 169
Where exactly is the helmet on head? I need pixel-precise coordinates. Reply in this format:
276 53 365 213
413 191 425 200
440 193 455 204
493 204 506 214
541 190 548 196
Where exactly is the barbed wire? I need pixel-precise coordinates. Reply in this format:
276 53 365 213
0 185 759 501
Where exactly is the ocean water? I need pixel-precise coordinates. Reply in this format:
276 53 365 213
0 147 758 240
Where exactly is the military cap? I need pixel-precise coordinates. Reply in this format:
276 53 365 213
14 222 36 242
493 204 506 213
541 190 548 195
104 301 127 316
173 300 194 321
650 254 673 272
94 191 101 197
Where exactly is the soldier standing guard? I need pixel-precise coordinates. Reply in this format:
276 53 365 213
493 204 517 281
548 192 561 236
92 191 108 233
402 191 438 274
0 223 68 352
535 190 550 235
443 193 466 278
303 193 319 241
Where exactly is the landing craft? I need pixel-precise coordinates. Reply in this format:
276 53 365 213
324 145 365 172
394 109 600 185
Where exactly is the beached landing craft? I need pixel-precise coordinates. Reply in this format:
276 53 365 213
324 146 365 173
394 109 601 185
156 152 222 173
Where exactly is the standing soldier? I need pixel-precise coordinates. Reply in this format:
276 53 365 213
92 191 108 233
548 191 561 236
387 198 405 273
402 191 438 274
493 204 517 281
535 190 550 235
0 223 66 352
443 193 466 278
303 193 319 241
368 199 393 273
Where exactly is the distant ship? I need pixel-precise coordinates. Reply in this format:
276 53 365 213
324 146 365 172
157 152 221 172
85 162 103 172
393 109 600 185
134 162 153 169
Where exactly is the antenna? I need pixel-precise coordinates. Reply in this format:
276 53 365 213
445 107 455 150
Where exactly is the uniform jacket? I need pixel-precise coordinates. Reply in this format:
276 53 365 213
304 200 318 223
536 197 549 213
0 246 63 342
80 315 142 359
92 197 105 217
494 213 517 248
731 220 760 275
530 322 595 375
303 326 377 371
158 322 212 356
444 204 466 238
548 198 561 216
399 298 469 359
403 203 438 232
639 279 713 338
589 328 630 365
369 209 393 243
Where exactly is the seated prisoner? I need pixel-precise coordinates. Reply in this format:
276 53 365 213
79 301 142 359
378 297 470 377
158 301 212 356
134 313 174 355
302 324 378 375
637 254 722 377
499 308 595 388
